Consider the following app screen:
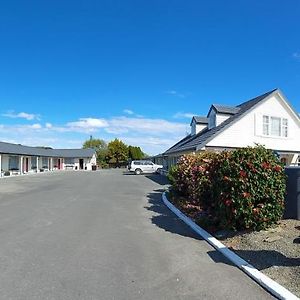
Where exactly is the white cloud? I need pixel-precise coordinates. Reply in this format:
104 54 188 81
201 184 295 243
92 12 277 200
123 109 134 115
2 111 40 121
292 52 300 60
166 90 186 98
29 123 42 129
66 118 108 133
45 122 52 128
106 116 187 135
173 112 195 119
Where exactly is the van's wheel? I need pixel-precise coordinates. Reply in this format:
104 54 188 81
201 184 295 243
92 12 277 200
135 168 142 175
156 168 162 174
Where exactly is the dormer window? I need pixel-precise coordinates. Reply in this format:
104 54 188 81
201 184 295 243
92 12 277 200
207 104 239 129
190 116 208 135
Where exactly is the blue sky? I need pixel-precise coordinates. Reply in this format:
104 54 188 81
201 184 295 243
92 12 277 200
0 1 299 154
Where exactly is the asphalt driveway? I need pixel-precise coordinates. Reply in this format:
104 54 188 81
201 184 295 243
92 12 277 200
0 170 273 299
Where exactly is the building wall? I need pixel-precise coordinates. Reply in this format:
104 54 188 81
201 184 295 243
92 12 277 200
216 113 231 126
1 155 9 171
191 120 207 135
62 154 96 170
204 94 300 152
208 110 216 129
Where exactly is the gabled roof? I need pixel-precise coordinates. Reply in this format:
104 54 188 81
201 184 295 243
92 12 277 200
0 141 95 158
190 116 209 126
210 104 240 115
164 89 278 155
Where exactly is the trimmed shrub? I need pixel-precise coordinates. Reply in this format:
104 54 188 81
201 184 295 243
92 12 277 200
209 146 285 230
168 145 286 231
168 152 217 200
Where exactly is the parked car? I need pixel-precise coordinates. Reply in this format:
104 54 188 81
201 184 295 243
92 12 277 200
128 160 163 175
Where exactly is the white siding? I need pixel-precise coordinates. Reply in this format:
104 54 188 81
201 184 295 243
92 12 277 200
191 120 207 135
208 110 231 128
204 94 300 151
216 114 231 126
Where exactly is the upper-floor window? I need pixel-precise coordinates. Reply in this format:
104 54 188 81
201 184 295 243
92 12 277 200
263 116 269 135
262 115 288 137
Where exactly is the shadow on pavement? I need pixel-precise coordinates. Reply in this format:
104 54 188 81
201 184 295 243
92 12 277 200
145 189 201 240
122 171 170 186
145 174 170 186
145 189 246 267
208 249 300 270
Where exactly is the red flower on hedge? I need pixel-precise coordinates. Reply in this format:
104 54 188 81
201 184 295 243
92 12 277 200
239 170 247 178
224 199 232 206
261 162 271 169
273 165 282 172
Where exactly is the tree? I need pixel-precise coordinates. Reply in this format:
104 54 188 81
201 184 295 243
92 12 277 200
128 146 145 160
106 139 129 166
83 137 108 167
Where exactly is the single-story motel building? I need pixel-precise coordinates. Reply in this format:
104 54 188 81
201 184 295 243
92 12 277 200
154 89 300 170
0 141 97 177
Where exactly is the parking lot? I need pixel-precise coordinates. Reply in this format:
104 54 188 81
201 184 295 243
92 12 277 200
0 170 273 299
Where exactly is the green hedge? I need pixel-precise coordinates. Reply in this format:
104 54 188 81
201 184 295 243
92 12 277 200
168 145 286 231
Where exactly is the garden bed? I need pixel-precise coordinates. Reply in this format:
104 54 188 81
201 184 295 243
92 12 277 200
221 219 300 298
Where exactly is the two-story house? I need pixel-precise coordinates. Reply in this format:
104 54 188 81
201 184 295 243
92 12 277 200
162 89 300 169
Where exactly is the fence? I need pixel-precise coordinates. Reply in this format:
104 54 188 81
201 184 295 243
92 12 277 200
284 167 300 220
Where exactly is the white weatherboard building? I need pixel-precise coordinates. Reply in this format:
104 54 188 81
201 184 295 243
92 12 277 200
161 89 300 169
0 141 97 176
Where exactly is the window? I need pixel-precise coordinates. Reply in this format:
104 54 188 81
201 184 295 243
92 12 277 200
31 157 37 168
282 118 288 137
263 116 269 135
64 158 74 164
270 117 281 136
280 157 287 166
262 115 288 138
9 156 19 170
42 157 48 166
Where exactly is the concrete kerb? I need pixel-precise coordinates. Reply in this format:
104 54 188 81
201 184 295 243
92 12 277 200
162 192 299 300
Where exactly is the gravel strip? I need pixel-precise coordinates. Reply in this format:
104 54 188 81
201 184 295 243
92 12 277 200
221 220 300 298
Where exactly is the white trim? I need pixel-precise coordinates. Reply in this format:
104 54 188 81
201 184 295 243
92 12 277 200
276 90 300 123
162 192 299 300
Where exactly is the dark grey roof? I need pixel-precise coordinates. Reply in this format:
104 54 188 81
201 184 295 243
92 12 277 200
165 89 277 155
0 141 95 158
163 134 193 155
190 116 209 125
51 148 96 158
211 104 241 115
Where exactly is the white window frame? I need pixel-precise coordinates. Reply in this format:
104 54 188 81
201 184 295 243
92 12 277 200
262 115 288 138
282 118 288 137
263 115 269 136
